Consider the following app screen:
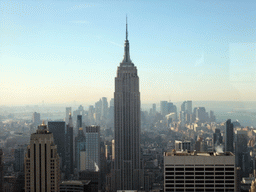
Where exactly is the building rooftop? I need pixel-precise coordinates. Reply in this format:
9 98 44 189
164 151 234 157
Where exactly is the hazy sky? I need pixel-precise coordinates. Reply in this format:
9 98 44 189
1 0 255 105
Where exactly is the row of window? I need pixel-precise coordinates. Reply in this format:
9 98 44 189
166 176 234 180
166 171 234 175
166 167 234 171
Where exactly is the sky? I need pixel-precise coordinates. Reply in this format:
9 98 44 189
0 0 256 106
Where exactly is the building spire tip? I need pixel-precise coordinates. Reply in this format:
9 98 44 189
126 15 128 40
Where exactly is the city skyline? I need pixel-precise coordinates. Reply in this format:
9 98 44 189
1 0 256 105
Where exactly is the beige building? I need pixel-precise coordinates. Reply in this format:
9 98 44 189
25 123 60 192
164 151 237 192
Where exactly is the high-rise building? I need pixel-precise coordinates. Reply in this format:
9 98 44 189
75 128 86 171
225 119 234 153
14 147 25 172
164 151 236 192
24 123 60 192
152 103 156 115
235 130 249 177
85 126 100 171
213 128 223 152
101 97 108 121
95 99 102 124
160 101 168 117
48 121 66 169
77 115 82 132
32 112 41 127
0 149 3 192
112 19 143 191
65 107 71 124
175 140 191 152
65 113 74 178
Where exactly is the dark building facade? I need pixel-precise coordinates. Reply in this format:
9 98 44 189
225 119 234 153
66 113 74 178
48 121 66 169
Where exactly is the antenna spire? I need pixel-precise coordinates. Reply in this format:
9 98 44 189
126 15 128 40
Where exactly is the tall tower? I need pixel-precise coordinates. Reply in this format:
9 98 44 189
225 119 234 153
65 112 74 178
113 18 143 190
24 122 60 192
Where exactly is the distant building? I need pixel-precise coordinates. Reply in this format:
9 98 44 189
60 180 91 192
152 103 156 115
101 97 108 121
235 130 250 177
86 126 100 171
75 128 86 171
164 151 236 192
24 123 60 192
160 101 168 117
65 107 71 124
225 119 234 153
213 129 223 152
14 147 25 172
175 140 191 152
48 121 66 169
32 112 40 127
77 115 83 132
66 113 74 178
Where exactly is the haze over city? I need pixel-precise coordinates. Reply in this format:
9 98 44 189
1 0 255 105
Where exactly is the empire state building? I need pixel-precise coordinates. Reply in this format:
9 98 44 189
112 19 143 190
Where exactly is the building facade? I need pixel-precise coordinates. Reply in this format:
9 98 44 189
24 123 60 192
48 121 66 169
225 119 234 153
164 151 236 192
85 126 100 171
112 19 143 191
65 113 74 178
75 128 86 171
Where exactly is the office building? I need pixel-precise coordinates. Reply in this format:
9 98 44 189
77 115 82 132
161 101 168 116
213 129 223 152
164 151 236 192
112 19 143 191
225 119 234 153
101 97 108 121
32 112 41 127
48 121 66 169
24 123 60 192
65 113 74 178
175 140 191 152
75 128 86 171
85 126 100 171
14 147 25 172
65 107 72 124
235 130 249 177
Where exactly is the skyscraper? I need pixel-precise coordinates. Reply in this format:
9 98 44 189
225 119 234 153
75 128 86 171
112 18 143 190
48 121 66 169
32 112 41 127
65 112 74 178
65 107 71 124
85 126 100 171
14 147 25 172
24 122 60 192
